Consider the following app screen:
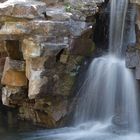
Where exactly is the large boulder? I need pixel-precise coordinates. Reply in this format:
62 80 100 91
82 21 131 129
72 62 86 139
19 97 68 128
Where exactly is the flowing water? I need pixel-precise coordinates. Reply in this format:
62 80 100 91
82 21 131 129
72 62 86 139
1 0 140 139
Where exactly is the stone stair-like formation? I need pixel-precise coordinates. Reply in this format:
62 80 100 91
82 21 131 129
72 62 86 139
0 0 103 127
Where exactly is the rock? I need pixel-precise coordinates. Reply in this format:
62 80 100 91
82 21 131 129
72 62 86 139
38 0 61 6
0 0 103 128
0 0 46 19
136 66 140 79
0 20 70 39
22 37 41 59
0 41 7 77
45 7 72 21
69 19 93 37
2 86 27 106
130 0 140 5
70 37 95 56
19 97 68 128
0 41 6 53
136 6 140 30
19 102 38 123
25 57 47 79
19 103 57 127
60 54 69 64
22 35 69 59
0 22 30 39
69 0 100 21
1 57 27 87
28 70 48 99
29 20 70 37
0 57 6 77
2 70 27 87
45 100 68 122
125 47 139 68
0 0 7 3
57 74 75 96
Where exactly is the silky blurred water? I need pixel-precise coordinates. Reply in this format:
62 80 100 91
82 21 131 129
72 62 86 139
1 0 140 140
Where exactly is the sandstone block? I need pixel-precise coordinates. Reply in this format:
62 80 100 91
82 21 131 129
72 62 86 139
1 57 27 87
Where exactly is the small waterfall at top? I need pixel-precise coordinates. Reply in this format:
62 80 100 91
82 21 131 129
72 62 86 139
74 0 139 132
109 0 128 56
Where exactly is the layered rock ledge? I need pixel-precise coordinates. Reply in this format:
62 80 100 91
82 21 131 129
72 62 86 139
0 0 104 127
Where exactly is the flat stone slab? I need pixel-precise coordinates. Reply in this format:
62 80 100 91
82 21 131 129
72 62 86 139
0 0 46 19
45 7 72 21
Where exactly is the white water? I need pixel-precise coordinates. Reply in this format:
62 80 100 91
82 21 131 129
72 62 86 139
74 55 139 132
109 0 128 56
23 0 140 139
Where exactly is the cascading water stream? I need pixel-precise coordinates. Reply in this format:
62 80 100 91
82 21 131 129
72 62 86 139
24 0 140 139
74 55 139 132
109 0 128 56
74 0 139 132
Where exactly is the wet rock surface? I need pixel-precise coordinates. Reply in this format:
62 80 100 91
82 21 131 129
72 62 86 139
125 3 140 80
0 0 104 127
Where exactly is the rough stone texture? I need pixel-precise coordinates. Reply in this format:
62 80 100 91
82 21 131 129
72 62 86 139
19 97 68 127
130 0 140 5
1 57 27 87
125 4 140 80
2 86 27 106
28 71 48 99
0 41 7 77
22 35 69 59
125 47 139 68
0 0 104 127
0 0 46 19
69 0 101 21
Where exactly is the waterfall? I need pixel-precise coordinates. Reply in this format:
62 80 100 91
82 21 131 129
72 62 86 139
74 0 139 132
109 0 128 56
74 55 139 131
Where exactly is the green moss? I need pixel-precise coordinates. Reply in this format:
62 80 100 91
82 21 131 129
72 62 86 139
64 3 72 12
